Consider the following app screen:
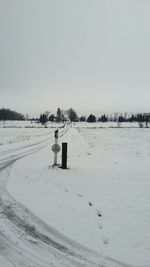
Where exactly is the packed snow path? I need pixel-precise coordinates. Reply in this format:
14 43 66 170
0 125 149 266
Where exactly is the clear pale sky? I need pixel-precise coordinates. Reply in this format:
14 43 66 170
0 0 150 117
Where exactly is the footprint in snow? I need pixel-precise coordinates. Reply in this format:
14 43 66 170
102 237 109 245
97 210 102 217
65 189 68 192
98 223 103 230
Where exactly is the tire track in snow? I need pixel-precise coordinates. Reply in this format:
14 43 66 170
0 132 52 157
0 127 103 267
0 126 146 267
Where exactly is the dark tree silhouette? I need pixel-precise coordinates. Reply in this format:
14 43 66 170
128 115 135 122
56 108 62 122
100 114 108 122
49 114 55 122
0 108 25 120
87 114 96 123
80 116 86 122
118 115 126 123
145 115 149 128
39 114 48 125
67 108 78 122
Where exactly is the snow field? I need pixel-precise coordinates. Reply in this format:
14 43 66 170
0 255 13 267
5 126 150 266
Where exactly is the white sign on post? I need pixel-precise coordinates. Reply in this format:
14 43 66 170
52 130 60 166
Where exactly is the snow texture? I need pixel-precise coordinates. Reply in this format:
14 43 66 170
0 122 150 266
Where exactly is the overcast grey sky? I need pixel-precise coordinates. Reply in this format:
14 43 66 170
0 0 150 117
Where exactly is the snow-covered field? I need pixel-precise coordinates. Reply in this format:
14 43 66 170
0 122 66 145
0 128 51 145
0 123 150 266
0 120 42 128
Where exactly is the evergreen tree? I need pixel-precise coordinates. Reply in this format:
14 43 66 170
87 114 96 123
39 114 48 125
80 116 86 122
56 108 62 122
49 114 55 122
101 114 108 122
118 115 126 123
137 114 144 123
128 114 135 122
145 115 149 128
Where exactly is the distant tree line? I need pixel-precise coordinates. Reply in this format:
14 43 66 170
1 107 149 128
82 113 150 125
39 109 150 127
0 108 25 120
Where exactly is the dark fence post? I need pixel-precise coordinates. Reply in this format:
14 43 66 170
62 143 67 169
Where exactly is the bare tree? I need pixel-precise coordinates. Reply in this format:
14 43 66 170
67 108 78 122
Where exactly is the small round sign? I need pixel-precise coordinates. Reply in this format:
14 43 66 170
52 144 60 153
